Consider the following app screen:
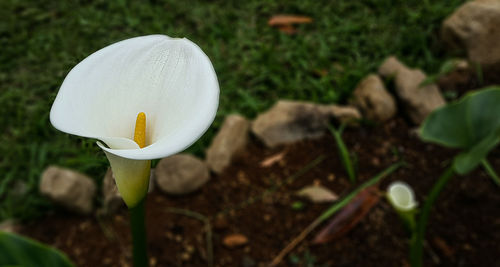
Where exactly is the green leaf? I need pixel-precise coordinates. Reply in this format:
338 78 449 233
328 124 356 183
420 87 500 149
0 231 74 267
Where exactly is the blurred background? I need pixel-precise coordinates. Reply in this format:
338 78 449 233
0 0 465 221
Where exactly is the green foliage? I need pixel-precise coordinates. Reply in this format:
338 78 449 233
329 124 356 183
0 231 74 267
0 0 466 220
413 87 500 267
420 87 500 174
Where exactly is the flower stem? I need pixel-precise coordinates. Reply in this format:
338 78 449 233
410 165 454 267
129 198 148 267
396 209 417 235
481 159 500 186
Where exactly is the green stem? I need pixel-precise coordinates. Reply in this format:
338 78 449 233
328 124 356 183
396 209 417 235
410 166 454 267
481 159 500 186
129 199 148 267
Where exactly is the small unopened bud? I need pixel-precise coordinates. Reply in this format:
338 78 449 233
387 181 418 212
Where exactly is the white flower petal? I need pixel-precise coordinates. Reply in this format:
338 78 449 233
387 181 418 212
50 35 219 160
99 137 139 150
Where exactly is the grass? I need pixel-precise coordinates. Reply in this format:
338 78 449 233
0 0 465 221
328 124 356 183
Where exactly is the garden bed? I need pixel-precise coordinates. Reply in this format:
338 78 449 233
20 115 500 266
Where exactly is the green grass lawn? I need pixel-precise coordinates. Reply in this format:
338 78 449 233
0 0 465 221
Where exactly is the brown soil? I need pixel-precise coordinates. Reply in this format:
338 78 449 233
20 115 500 267
438 66 500 100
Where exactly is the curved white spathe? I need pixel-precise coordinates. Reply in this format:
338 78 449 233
387 181 418 212
50 35 219 160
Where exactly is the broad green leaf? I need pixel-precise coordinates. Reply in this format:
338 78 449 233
420 87 500 149
0 231 74 267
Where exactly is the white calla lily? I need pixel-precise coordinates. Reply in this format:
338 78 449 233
50 35 219 207
387 181 418 212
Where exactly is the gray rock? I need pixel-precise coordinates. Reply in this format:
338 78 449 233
378 56 407 78
101 168 155 214
251 100 361 147
40 166 96 215
378 57 445 124
352 74 397 121
442 0 500 70
102 168 124 214
328 105 362 124
155 154 210 195
206 115 249 174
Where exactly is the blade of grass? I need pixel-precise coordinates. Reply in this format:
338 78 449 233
269 161 403 266
328 124 356 183
481 159 500 186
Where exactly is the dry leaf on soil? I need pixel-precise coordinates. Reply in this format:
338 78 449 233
223 233 248 248
268 15 313 34
260 151 286 167
312 186 380 244
297 185 339 203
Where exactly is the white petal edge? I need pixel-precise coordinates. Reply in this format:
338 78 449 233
50 35 219 160
387 181 418 212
